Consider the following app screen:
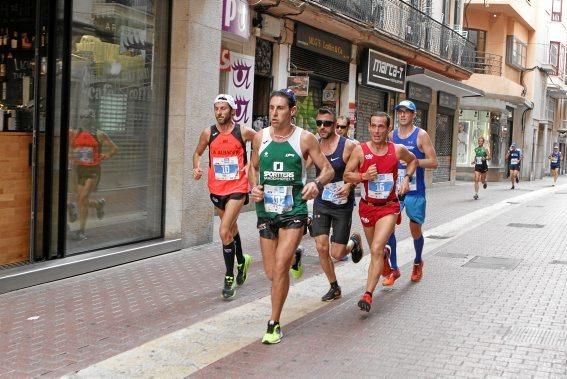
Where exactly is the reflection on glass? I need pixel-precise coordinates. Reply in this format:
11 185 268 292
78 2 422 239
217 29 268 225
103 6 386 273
66 0 168 254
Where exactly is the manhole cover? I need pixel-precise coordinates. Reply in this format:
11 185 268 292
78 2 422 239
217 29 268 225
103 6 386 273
426 235 453 240
436 252 469 259
550 260 567 265
504 327 567 348
462 256 521 270
507 223 545 228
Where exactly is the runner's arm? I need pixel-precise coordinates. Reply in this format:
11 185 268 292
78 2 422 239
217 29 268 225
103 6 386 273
343 145 364 184
98 131 119 160
249 132 264 202
396 145 417 196
192 128 210 180
485 148 491 161
417 130 438 169
301 131 334 200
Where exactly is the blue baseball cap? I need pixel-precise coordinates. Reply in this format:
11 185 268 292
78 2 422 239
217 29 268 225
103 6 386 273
394 100 416 112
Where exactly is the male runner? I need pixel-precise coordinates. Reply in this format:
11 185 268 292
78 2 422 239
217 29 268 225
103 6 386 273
336 115 359 144
506 143 522 189
549 143 562 186
472 136 491 200
344 111 416 312
309 107 363 302
249 89 334 344
193 94 255 299
382 100 438 287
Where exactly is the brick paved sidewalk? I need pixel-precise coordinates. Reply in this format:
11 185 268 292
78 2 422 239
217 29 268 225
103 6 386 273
0 177 564 378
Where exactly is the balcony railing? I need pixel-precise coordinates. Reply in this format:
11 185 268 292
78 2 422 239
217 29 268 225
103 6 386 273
464 51 503 76
308 0 475 71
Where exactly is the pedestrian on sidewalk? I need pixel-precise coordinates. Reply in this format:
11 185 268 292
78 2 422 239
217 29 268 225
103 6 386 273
549 143 562 186
506 143 522 189
249 89 334 344
335 115 360 145
471 136 491 200
344 111 416 312
192 94 256 300
307 107 363 303
383 100 438 287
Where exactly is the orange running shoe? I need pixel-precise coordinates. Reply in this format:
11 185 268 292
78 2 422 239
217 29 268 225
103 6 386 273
357 292 372 312
411 261 424 282
382 246 392 277
382 268 401 286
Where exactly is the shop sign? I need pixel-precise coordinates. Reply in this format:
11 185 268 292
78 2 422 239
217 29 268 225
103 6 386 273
222 0 250 39
220 48 231 72
362 49 406 93
227 52 255 128
287 76 309 97
407 82 432 104
295 24 351 62
559 131 567 144
438 91 458 109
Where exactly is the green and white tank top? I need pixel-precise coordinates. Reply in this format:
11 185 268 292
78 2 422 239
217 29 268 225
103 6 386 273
255 126 307 219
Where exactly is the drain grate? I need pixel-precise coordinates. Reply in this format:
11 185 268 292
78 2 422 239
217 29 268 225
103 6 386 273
426 235 453 240
504 327 567 348
507 223 545 229
436 252 469 259
550 260 567 265
463 256 521 270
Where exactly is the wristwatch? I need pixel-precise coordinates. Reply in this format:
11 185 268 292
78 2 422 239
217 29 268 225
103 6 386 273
314 179 324 191
404 174 413 182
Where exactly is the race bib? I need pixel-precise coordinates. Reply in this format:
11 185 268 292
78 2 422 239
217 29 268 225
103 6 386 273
396 168 416 192
264 184 294 214
75 147 94 164
551 156 558 164
368 173 394 200
510 158 519 165
322 181 348 205
213 156 239 180
475 156 484 165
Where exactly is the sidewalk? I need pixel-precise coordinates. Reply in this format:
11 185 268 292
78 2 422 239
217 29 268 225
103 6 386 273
1 178 566 378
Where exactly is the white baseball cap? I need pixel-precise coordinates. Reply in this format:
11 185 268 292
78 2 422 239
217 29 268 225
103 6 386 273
214 94 236 109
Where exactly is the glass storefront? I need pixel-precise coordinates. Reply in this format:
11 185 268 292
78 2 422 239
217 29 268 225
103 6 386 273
295 78 340 134
457 109 502 167
65 1 169 254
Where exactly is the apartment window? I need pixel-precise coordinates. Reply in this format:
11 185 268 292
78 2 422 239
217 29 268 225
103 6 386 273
552 0 562 22
550 42 560 75
546 97 557 122
506 36 527 70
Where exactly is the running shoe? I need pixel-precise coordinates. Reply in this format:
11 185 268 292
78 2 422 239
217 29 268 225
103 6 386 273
290 247 304 279
222 276 236 299
236 254 252 285
511 185 515 190
321 285 342 302
382 268 401 286
73 230 87 241
262 321 282 344
357 293 372 312
350 233 363 263
411 261 424 282
95 199 106 220
483 182 487 189
473 194 479 200
382 246 393 277
68 202 78 223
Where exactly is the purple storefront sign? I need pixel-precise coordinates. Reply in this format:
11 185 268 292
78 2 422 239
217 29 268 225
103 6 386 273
222 0 250 39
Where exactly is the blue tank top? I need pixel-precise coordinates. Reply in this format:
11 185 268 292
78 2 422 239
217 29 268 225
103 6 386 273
550 151 561 167
508 150 521 165
315 136 355 209
393 127 426 196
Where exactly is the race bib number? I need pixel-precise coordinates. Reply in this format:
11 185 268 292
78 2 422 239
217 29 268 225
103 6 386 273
213 156 239 180
396 168 416 192
75 147 94 164
264 184 294 214
551 156 558 164
510 158 519 165
322 181 348 205
475 156 484 165
368 173 394 200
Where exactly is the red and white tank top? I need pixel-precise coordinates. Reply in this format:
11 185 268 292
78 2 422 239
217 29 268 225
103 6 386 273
207 124 248 196
72 130 101 167
359 142 398 204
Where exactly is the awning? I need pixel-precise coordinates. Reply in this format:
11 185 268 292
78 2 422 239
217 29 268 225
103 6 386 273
406 66 484 98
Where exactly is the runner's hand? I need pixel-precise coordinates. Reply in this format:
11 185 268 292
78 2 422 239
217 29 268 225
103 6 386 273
335 183 351 199
302 181 319 200
363 164 377 181
398 177 410 196
251 185 264 203
193 167 203 180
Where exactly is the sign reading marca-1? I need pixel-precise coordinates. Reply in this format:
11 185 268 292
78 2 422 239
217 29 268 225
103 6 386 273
362 49 406 93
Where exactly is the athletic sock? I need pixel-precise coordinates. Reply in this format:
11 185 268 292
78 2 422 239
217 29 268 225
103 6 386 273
387 233 398 269
365 291 372 297
414 235 424 264
223 242 236 277
330 281 339 289
233 233 245 265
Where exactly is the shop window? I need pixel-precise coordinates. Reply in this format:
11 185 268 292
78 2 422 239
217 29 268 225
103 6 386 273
65 1 169 254
552 0 562 22
506 36 527 70
457 110 497 167
550 42 560 75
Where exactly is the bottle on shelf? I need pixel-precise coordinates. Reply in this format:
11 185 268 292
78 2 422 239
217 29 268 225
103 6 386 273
3 29 9 46
0 28 4 47
21 33 32 49
40 26 46 48
11 31 18 49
